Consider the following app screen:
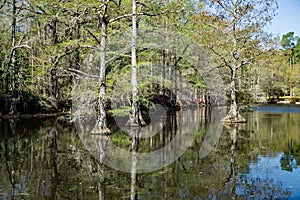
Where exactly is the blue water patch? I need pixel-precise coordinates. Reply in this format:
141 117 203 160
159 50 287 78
252 104 300 114
237 153 300 199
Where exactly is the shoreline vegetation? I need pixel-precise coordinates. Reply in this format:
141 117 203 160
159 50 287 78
1 92 299 119
0 91 71 118
1 112 71 119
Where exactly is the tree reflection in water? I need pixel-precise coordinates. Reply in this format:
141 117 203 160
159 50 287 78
0 106 299 199
221 123 292 199
129 127 140 200
93 126 141 200
280 140 299 172
93 133 109 200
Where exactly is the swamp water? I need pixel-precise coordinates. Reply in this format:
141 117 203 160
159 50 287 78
0 105 300 199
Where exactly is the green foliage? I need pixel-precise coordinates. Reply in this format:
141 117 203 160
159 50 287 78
108 106 131 117
281 32 300 64
279 32 300 97
0 0 295 115
111 132 131 147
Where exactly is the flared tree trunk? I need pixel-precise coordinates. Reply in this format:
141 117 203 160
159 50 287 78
221 67 246 123
91 18 111 134
126 0 146 127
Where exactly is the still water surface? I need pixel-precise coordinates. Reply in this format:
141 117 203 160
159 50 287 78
0 105 300 199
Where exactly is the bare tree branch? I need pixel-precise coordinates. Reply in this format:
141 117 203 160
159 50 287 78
214 0 235 16
80 45 101 51
0 0 7 12
68 68 99 78
7 45 31 66
105 46 131 64
109 9 180 23
207 45 232 70
85 28 101 45
53 46 80 68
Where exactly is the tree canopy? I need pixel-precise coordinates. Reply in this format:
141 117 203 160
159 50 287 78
1 0 300 118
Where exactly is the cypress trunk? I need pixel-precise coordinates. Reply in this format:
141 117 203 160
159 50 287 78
126 0 146 127
222 67 246 123
91 18 111 134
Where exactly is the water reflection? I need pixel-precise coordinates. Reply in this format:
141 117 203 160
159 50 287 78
221 123 293 199
280 140 299 172
253 104 300 113
130 130 139 200
78 108 207 173
223 123 240 199
93 134 109 200
0 106 300 199
49 121 58 200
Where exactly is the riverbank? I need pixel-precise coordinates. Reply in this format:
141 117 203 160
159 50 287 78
0 91 71 118
0 111 71 119
267 96 300 104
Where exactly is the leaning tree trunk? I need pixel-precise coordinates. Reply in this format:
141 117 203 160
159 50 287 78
221 67 246 123
126 0 146 127
91 19 111 134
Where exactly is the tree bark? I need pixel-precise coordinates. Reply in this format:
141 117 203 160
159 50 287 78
221 67 246 123
91 14 111 134
11 0 16 95
221 4 246 123
126 0 146 127
8 0 18 115
50 17 58 99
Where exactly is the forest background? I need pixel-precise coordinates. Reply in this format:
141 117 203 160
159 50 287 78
0 0 299 121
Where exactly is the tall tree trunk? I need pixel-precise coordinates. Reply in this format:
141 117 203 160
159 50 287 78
5 0 17 94
126 0 146 126
7 0 18 115
222 16 246 123
222 67 246 123
91 17 111 134
11 0 16 96
289 57 293 98
50 17 58 99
